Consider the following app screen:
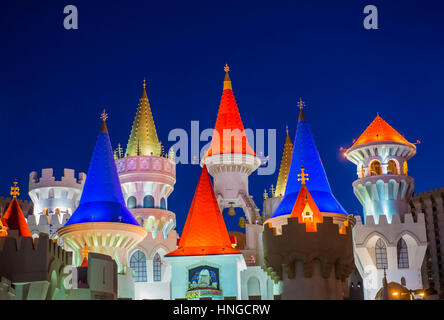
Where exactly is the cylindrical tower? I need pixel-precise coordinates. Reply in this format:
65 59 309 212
345 115 417 223
200 65 261 224
28 168 85 226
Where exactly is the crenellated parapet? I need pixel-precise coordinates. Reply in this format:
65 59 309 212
263 216 354 299
29 168 86 218
0 231 72 284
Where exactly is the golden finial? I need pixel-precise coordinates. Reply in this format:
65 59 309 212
297 166 309 185
224 64 230 73
10 180 19 199
100 109 108 122
143 78 146 89
286 125 289 136
299 97 304 110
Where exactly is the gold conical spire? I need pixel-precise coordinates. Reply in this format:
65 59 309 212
275 126 293 197
126 79 161 157
223 64 232 90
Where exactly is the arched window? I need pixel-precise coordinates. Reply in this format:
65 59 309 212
247 276 261 300
387 159 398 175
127 196 137 209
375 238 388 269
153 253 161 282
130 250 147 282
143 195 155 208
160 198 167 210
370 160 382 176
397 238 409 269
401 277 406 286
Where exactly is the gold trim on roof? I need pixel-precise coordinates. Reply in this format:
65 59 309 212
126 80 161 157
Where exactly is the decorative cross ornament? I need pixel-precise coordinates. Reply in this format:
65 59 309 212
224 64 230 73
10 180 19 198
299 97 305 110
298 166 309 185
100 109 108 122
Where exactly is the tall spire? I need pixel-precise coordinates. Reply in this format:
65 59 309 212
272 105 347 217
274 126 293 197
204 65 255 157
1 181 32 237
126 79 161 157
166 166 240 256
65 112 139 226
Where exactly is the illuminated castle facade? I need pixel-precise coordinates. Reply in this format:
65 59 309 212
344 115 427 300
0 65 437 301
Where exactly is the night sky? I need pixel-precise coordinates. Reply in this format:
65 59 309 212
1 0 443 233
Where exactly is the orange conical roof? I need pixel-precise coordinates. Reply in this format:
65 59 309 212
205 65 255 157
166 166 240 256
351 115 415 148
289 184 323 232
1 198 32 238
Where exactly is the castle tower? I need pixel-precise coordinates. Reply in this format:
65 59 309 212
263 168 355 299
165 166 246 300
57 111 147 299
263 126 293 220
272 100 349 226
200 65 261 225
344 115 427 300
116 80 177 300
1 181 32 238
28 168 85 238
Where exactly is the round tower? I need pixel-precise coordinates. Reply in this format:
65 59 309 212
344 115 417 223
28 168 85 231
57 111 147 299
200 65 261 224
116 80 177 300
116 80 176 240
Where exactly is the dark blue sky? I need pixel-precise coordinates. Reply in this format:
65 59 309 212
1 0 443 233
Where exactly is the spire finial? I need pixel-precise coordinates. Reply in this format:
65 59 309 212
299 97 304 110
143 78 146 89
223 64 232 90
10 180 19 199
100 109 109 133
100 109 108 122
298 98 306 121
286 125 289 136
297 166 309 185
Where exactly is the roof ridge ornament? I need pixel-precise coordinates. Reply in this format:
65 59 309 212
10 180 19 199
298 97 306 121
297 166 309 185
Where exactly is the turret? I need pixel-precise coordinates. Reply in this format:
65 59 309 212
344 114 427 300
57 110 147 299
200 65 261 225
344 115 417 223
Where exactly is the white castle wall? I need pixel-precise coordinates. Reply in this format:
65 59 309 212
353 213 427 300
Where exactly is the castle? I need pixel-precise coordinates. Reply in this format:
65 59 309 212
0 65 436 300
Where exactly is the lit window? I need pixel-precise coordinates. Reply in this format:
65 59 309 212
375 238 388 269
370 160 382 176
397 238 409 269
130 250 147 282
143 195 154 208
127 196 137 209
153 253 161 282
387 159 398 175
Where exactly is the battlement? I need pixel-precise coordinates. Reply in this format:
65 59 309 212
29 168 86 191
263 216 354 282
355 212 424 226
0 231 72 283
411 187 444 200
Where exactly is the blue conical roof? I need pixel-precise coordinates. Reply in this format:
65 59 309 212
272 108 347 217
65 118 139 226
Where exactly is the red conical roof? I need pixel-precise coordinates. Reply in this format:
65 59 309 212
1 198 32 238
289 184 323 232
166 166 240 256
205 67 256 157
351 115 415 148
